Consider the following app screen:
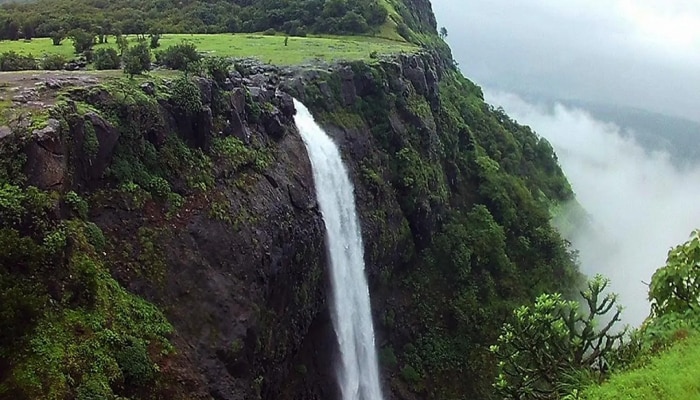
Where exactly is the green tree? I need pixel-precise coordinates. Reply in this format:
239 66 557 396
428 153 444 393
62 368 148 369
491 275 626 400
93 48 120 70
155 42 200 70
149 31 161 49
649 230 700 316
115 34 129 56
69 29 95 54
123 41 151 77
50 31 65 46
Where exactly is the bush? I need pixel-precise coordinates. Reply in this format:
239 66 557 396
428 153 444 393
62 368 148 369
64 191 88 219
69 29 95 54
123 41 151 77
155 42 200 70
115 338 155 386
263 28 276 36
92 48 120 70
170 75 202 115
40 54 66 70
203 56 231 85
0 51 37 71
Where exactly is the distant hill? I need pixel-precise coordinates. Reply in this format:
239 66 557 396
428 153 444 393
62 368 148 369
514 93 700 165
565 100 700 165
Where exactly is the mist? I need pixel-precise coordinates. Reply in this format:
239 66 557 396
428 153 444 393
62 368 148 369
486 91 700 326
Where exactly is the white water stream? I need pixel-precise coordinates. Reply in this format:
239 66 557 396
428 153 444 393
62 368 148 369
293 99 384 400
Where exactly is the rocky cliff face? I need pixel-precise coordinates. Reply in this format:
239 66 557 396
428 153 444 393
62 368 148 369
0 44 578 400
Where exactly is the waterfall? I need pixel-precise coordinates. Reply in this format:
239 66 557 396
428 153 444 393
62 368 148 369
293 99 384 400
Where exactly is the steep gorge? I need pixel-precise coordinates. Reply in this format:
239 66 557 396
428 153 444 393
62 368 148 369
0 3 581 399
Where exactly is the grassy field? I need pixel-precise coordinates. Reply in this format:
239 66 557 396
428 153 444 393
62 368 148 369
581 335 700 400
0 33 417 66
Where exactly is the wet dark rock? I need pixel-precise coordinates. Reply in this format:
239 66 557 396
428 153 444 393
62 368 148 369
25 119 65 189
194 76 213 105
140 81 156 95
84 112 120 180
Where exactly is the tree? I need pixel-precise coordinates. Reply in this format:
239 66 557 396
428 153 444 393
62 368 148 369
50 31 65 46
69 29 95 54
491 275 626 400
115 34 129 56
93 48 120 70
123 41 151 77
155 42 200 70
439 26 448 39
148 32 161 49
649 230 700 316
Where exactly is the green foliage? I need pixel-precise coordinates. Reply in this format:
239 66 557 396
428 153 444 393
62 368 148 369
155 42 200 71
69 28 95 54
649 230 700 316
212 136 272 174
0 214 173 399
64 191 88 219
0 0 391 39
379 346 398 368
400 364 422 386
491 275 625 400
0 50 37 71
123 41 151 77
93 47 120 70
40 53 66 70
114 337 156 386
83 119 99 161
170 75 203 115
202 56 231 86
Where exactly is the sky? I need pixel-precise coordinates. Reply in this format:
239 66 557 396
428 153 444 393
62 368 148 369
486 91 700 326
432 0 700 122
431 1 700 326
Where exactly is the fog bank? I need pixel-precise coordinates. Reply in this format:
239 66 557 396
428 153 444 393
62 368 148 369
487 91 700 326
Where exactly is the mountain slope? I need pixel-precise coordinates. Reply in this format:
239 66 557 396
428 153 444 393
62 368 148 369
0 1 583 399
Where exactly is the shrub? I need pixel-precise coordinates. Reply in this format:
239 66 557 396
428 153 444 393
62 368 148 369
64 191 88 219
69 29 95 54
400 365 421 385
123 41 151 77
40 54 66 70
115 338 155 386
263 28 276 36
92 48 120 70
203 56 231 85
155 42 200 70
0 51 37 71
170 75 202 115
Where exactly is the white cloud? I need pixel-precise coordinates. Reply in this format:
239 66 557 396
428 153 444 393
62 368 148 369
486 90 700 326
432 0 700 122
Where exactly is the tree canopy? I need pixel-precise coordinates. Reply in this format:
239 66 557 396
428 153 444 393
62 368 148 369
0 0 390 40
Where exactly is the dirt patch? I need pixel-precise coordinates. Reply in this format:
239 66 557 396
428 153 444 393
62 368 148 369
0 70 121 113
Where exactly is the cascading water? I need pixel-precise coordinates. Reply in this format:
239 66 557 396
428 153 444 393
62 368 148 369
293 99 384 400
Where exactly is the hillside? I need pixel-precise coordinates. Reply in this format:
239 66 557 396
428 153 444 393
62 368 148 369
0 0 437 43
0 1 590 400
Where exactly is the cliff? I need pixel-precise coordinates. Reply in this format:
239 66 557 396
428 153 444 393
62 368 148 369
0 7 580 400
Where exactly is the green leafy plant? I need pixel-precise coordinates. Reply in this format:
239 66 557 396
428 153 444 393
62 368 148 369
491 275 626 400
92 47 120 70
649 230 700 316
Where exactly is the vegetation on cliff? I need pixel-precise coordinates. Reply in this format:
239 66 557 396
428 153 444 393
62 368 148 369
6 0 693 399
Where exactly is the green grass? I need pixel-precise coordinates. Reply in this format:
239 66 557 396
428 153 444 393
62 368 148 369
0 33 417 66
581 335 700 400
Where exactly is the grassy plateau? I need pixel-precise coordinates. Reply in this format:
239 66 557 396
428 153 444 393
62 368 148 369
0 33 417 66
